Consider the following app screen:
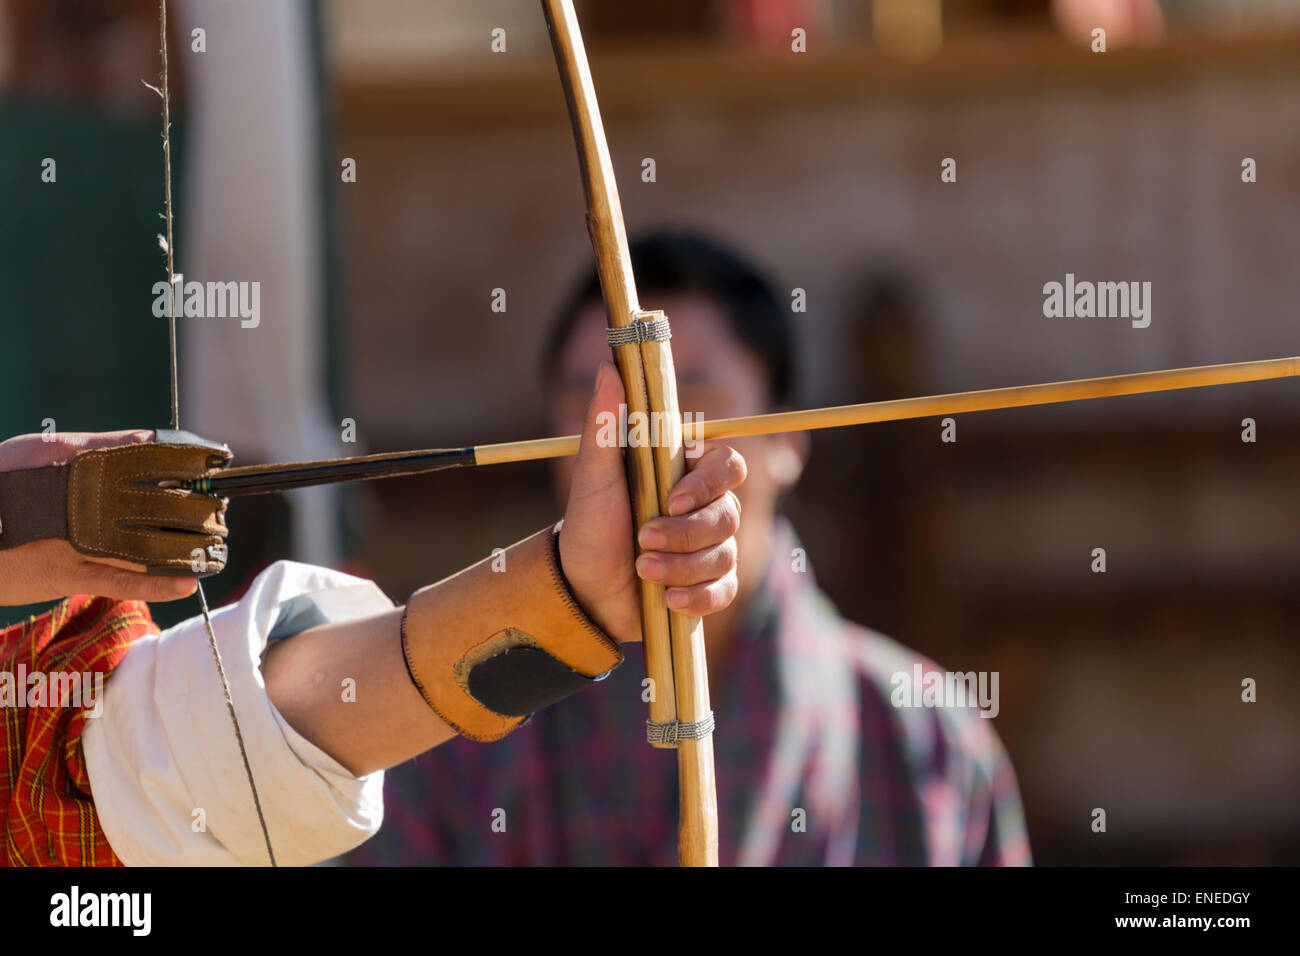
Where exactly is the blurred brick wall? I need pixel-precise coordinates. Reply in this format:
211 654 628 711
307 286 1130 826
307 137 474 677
330 28 1300 862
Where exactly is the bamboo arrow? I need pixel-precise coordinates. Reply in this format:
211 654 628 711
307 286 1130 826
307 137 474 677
186 355 1299 497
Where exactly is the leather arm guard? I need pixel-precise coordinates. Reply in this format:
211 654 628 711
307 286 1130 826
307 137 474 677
0 430 233 577
401 523 624 741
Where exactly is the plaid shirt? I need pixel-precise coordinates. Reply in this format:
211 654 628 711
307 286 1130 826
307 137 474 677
352 521 1031 866
0 597 148 866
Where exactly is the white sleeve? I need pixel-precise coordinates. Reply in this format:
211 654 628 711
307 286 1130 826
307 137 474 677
82 561 394 866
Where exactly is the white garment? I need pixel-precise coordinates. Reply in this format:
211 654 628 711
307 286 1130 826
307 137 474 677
82 562 392 866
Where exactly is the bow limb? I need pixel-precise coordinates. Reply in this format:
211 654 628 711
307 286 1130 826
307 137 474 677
542 0 719 866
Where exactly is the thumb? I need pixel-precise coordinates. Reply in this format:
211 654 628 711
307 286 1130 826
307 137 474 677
557 361 640 643
568 362 628 505
72 560 198 603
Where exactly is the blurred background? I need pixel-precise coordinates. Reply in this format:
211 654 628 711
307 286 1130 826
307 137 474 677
1 0 1297 864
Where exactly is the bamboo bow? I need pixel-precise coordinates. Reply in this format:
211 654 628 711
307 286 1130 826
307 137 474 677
542 0 720 866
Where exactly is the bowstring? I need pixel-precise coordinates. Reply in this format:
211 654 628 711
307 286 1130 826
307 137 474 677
153 0 277 867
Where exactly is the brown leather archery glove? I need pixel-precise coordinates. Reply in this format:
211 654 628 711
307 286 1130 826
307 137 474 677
0 429 233 578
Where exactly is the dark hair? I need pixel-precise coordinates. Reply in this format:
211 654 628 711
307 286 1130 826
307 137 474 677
543 231 794 405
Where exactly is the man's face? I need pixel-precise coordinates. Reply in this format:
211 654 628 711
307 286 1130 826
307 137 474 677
547 293 806 599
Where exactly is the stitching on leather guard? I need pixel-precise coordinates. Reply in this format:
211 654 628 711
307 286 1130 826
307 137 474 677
400 609 515 742
452 628 539 692
544 522 621 657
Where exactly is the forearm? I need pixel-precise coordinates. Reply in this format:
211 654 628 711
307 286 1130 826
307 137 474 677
262 608 456 777
264 523 622 778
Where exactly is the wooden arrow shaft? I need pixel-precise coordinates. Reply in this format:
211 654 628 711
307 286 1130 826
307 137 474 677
692 354 1300 441
482 353 1300 459
199 356 1299 495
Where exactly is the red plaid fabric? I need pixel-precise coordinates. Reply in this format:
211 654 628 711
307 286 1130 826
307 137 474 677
0 597 153 866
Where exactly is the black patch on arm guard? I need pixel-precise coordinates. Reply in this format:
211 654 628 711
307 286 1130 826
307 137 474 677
467 645 617 718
